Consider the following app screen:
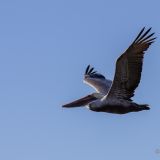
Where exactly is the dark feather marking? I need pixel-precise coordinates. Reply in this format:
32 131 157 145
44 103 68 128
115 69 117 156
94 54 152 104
84 65 105 79
89 67 94 74
139 33 154 43
91 71 97 74
85 65 90 74
135 28 152 43
133 27 145 43
144 37 156 43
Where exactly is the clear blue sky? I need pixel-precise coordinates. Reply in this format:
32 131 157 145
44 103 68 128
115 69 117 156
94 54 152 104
0 0 160 160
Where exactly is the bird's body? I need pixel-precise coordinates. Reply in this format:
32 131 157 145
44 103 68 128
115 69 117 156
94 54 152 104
89 98 149 114
62 27 156 114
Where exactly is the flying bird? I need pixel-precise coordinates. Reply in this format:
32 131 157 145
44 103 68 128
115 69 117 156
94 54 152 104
62 27 156 114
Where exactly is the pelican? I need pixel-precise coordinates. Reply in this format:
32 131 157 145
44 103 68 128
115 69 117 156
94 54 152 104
62 27 156 114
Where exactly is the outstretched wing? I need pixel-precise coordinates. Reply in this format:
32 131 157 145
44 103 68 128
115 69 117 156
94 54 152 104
107 27 156 100
84 65 112 94
62 94 97 108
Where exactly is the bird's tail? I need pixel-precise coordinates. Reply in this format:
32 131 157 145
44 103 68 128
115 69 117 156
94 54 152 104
138 104 150 110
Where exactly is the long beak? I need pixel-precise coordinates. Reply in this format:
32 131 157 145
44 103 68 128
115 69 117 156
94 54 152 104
62 94 97 108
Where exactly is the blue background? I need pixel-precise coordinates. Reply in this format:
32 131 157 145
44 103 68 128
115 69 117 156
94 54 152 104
0 0 160 159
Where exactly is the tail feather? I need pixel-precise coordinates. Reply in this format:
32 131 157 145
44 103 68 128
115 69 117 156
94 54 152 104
138 104 150 110
132 104 150 112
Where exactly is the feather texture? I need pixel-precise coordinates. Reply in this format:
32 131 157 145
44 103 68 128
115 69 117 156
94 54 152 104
107 27 156 100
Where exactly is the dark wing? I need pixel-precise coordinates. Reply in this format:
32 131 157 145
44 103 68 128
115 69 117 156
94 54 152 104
107 27 156 100
62 94 97 108
84 65 112 94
